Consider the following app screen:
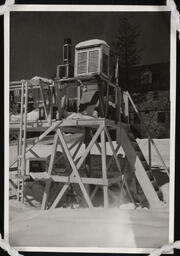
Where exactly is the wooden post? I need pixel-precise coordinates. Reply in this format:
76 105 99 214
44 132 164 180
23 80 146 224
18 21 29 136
105 82 109 118
77 84 81 113
148 138 151 170
54 80 62 119
21 81 28 176
47 86 53 125
41 133 59 210
116 87 121 122
98 80 105 117
57 128 93 208
101 128 109 208
123 91 129 123
39 80 48 120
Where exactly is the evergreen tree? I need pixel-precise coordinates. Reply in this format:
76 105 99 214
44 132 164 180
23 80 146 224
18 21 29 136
111 17 142 91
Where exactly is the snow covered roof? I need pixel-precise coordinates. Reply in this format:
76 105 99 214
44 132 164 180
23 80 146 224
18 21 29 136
75 39 109 49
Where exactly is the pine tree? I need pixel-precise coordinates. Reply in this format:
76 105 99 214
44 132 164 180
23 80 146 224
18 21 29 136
111 17 142 91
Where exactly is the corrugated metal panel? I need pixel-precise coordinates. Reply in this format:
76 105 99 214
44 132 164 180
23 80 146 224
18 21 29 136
77 51 87 74
88 50 99 73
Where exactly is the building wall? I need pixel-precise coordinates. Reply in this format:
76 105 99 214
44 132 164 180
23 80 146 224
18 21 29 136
129 90 170 138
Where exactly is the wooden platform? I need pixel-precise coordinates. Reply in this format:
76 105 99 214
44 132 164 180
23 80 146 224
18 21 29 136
10 118 119 132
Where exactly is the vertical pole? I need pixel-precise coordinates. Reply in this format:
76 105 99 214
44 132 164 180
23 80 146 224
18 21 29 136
148 138 152 170
105 82 109 118
77 84 81 113
101 128 108 208
41 133 59 210
48 86 53 126
21 81 28 177
17 82 24 202
123 91 129 123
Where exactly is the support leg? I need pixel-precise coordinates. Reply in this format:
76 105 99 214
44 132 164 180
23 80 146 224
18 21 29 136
101 129 108 208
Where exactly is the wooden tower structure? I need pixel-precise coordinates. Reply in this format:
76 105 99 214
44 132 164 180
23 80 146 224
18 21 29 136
9 39 169 209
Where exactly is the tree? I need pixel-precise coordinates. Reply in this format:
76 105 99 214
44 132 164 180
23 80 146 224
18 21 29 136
111 17 142 91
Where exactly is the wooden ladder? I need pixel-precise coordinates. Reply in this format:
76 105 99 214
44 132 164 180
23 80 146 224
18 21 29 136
17 81 28 202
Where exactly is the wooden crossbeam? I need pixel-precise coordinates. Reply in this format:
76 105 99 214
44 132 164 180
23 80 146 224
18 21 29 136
33 175 108 186
107 144 121 171
57 128 93 208
10 120 63 168
72 140 83 160
50 184 69 209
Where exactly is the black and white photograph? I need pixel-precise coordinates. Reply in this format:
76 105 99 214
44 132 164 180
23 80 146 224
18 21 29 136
5 4 176 253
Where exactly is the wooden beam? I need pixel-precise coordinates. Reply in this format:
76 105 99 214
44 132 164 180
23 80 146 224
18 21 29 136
72 140 83 160
57 128 93 208
50 184 69 209
41 133 59 210
39 80 48 120
101 129 109 208
10 120 63 168
90 186 99 200
107 144 121 171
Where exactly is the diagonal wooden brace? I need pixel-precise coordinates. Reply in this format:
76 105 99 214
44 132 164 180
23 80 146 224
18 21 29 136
57 128 93 208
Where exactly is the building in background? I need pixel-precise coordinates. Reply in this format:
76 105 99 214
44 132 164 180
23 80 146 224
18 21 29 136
128 62 170 138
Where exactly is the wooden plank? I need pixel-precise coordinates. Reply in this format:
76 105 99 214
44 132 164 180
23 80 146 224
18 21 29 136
41 133 59 210
50 184 69 209
52 176 107 185
101 129 109 208
57 128 93 208
29 173 109 186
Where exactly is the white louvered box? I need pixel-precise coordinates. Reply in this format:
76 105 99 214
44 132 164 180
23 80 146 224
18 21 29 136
74 39 110 78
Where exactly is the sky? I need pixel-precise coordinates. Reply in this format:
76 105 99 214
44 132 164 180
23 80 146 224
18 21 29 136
10 11 170 81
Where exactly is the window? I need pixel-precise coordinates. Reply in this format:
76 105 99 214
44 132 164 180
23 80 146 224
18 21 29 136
157 112 166 123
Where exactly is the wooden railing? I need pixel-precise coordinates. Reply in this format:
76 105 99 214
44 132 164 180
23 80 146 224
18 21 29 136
125 91 169 177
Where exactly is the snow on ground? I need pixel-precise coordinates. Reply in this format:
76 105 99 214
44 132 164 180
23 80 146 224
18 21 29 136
9 200 168 248
8 138 170 249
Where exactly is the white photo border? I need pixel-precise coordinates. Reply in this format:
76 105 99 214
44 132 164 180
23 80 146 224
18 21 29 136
4 4 177 253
